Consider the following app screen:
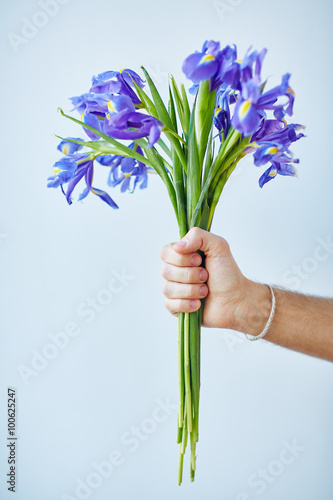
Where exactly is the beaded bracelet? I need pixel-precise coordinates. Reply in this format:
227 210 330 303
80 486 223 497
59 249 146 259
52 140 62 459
245 285 276 341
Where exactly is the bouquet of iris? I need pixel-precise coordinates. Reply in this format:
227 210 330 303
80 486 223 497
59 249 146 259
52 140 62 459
48 40 304 484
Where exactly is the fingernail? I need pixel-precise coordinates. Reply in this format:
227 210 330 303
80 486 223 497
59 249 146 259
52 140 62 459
200 285 208 296
191 254 201 266
199 269 206 281
190 300 199 309
175 240 187 248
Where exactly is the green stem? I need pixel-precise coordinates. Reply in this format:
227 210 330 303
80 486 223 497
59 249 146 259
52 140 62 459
181 410 188 455
178 445 184 486
184 313 192 433
178 312 185 430
189 311 199 442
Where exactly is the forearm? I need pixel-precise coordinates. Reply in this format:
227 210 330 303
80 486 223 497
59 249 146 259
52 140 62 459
234 280 333 362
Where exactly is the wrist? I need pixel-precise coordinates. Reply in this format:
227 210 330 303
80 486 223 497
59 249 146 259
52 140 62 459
232 279 272 336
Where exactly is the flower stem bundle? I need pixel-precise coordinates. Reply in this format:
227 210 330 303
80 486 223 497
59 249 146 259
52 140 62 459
48 40 305 483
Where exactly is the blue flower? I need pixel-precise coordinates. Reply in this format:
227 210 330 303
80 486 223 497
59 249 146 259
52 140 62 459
259 161 297 188
47 155 79 188
74 93 135 117
232 72 295 136
57 137 84 156
47 154 118 208
97 143 150 193
214 85 237 139
104 110 163 147
255 122 305 147
90 69 144 105
182 40 221 85
253 142 297 167
69 93 91 114
183 41 240 92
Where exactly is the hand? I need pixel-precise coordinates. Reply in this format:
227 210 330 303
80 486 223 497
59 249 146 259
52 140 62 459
160 227 263 330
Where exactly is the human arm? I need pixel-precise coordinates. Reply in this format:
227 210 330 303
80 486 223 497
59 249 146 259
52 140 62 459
160 227 333 362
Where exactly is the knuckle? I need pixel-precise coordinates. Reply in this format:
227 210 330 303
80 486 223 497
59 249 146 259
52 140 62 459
175 253 185 266
164 299 172 313
184 268 193 283
159 246 166 260
189 227 202 237
160 243 172 261
177 299 186 313
185 284 196 298
161 281 168 296
160 263 168 279
218 236 230 253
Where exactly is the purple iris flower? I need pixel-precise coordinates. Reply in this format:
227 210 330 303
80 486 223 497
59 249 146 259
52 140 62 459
47 155 79 188
259 161 297 188
256 123 305 147
69 93 91 114
232 72 295 137
91 69 145 91
47 154 118 208
214 85 235 139
251 119 284 142
182 40 221 85
57 138 84 156
81 112 104 141
104 110 163 147
90 69 144 105
75 93 135 117
97 143 150 193
109 156 149 192
253 142 297 167
215 45 240 90
183 41 241 92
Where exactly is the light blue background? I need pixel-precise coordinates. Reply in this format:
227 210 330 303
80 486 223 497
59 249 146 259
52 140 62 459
1 0 333 499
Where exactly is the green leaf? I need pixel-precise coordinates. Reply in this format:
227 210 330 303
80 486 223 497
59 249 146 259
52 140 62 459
54 136 128 157
196 82 216 165
168 86 178 132
187 100 201 226
172 150 187 237
131 79 158 117
141 66 174 131
58 108 154 169
180 84 190 136
170 76 186 135
139 70 188 173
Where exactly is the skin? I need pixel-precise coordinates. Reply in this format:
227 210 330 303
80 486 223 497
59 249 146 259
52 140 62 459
160 227 333 362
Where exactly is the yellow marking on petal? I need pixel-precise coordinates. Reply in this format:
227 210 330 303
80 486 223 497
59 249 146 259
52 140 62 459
106 113 111 120
214 107 222 117
124 173 131 177
54 168 61 174
287 87 295 96
200 54 215 64
63 144 69 155
269 168 277 177
239 100 252 119
236 58 242 63
119 68 126 73
266 147 278 155
107 100 116 112
80 112 84 122
282 119 288 127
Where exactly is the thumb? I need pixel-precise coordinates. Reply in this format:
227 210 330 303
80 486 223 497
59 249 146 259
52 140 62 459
173 227 229 259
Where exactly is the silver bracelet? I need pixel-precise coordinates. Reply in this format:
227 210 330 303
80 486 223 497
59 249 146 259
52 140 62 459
245 285 276 341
